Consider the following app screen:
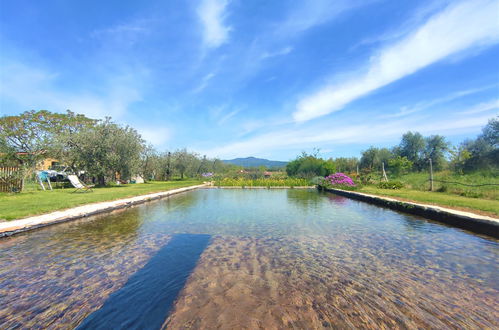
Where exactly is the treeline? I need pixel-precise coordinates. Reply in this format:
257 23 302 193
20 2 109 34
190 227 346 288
0 110 233 185
287 117 498 178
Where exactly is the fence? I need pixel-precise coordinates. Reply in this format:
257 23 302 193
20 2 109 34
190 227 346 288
0 167 23 193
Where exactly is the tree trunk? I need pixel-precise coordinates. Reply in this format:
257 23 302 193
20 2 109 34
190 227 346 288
98 175 105 186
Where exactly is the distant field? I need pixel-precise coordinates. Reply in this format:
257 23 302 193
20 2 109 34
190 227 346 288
0 180 202 221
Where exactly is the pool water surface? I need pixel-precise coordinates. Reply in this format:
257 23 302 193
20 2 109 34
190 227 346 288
0 189 497 328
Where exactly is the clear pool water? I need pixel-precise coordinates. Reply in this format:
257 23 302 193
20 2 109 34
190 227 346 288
0 189 497 328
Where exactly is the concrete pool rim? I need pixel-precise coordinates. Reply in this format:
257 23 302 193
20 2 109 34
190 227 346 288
322 187 498 238
0 183 209 238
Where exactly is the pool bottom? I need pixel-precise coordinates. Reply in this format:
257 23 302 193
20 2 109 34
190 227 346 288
78 234 211 330
164 235 498 329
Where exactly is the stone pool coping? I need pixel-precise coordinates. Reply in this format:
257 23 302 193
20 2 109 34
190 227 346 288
323 187 499 238
0 183 209 238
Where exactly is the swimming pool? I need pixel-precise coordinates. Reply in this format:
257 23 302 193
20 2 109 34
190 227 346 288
0 189 497 328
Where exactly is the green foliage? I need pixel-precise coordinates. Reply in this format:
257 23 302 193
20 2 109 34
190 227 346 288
359 147 392 171
309 176 325 185
456 117 498 172
377 180 404 189
397 131 426 170
58 118 145 185
333 157 359 173
388 156 413 175
286 152 336 178
215 177 309 187
424 135 450 171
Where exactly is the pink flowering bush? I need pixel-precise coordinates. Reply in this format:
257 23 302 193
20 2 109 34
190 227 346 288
322 173 356 187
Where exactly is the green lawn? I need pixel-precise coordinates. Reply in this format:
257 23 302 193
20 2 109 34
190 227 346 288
0 180 203 221
358 187 499 217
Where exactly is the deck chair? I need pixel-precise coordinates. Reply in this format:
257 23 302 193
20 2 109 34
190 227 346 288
68 175 94 193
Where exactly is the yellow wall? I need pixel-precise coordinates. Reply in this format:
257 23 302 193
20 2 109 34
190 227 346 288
37 158 59 171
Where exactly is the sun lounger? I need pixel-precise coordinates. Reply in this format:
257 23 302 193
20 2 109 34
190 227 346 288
68 174 94 193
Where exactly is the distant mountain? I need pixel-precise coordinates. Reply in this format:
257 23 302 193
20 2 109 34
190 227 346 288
223 157 288 168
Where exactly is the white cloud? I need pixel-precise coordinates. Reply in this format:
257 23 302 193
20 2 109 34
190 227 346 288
277 0 374 37
382 85 497 118
0 60 142 119
260 46 293 60
197 0 231 48
459 99 499 114
294 0 499 122
206 108 493 158
217 108 240 125
137 126 171 146
192 72 215 93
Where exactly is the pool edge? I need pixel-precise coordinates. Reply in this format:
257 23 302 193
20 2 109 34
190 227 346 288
0 183 209 238
323 187 499 238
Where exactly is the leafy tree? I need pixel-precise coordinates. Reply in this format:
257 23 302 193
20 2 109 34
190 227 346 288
286 152 336 178
423 135 450 171
172 148 193 180
0 110 95 171
397 131 426 170
61 118 145 185
388 156 413 175
359 147 392 170
333 157 359 173
458 117 498 172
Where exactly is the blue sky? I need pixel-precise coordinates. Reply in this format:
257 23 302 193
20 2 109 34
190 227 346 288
0 0 498 161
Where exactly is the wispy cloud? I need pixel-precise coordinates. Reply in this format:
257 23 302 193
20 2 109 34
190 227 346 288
277 0 374 37
0 60 143 119
459 99 499 114
294 0 499 122
260 46 293 60
197 0 231 48
206 111 492 158
91 21 151 47
382 85 497 118
192 72 215 93
217 108 240 125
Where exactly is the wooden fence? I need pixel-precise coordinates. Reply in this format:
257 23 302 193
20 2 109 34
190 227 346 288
0 167 23 193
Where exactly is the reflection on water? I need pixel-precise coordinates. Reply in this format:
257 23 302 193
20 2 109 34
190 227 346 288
0 188 498 328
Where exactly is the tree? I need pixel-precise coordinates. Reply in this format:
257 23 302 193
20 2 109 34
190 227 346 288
424 135 450 171
286 152 336 178
458 117 499 172
397 132 426 170
0 110 57 168
359 147 392 170
61 118 145 185
388 156 413 175
332 157 359 173
0 110 96 172
173 149 190 180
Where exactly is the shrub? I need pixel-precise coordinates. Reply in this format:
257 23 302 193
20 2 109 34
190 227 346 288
320 173 357 190
377 180 404 189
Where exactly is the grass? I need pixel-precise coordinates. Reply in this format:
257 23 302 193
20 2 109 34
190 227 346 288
215 177 310 187
383 171 498 200
0 180 202 221
358 186 499 217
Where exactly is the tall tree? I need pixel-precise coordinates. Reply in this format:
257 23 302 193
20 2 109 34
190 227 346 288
424 135 450 171
397 132 426 170
62 118 145 185
359 147 392 170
